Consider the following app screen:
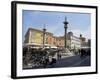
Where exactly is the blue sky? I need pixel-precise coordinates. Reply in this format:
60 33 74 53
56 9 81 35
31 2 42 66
22 10 91 41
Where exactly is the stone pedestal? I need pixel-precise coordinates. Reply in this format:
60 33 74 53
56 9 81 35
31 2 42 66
61 48 75 58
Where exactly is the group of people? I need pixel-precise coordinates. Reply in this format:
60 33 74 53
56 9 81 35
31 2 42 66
80 48 91 57
76 48 91 57
70 48 91 57
41 57 57 68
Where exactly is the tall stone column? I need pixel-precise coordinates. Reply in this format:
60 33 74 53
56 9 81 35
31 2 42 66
43 25 46 48
63 17 69 49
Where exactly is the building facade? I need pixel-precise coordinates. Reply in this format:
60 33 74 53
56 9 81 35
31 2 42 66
24 28 81 49
24 28 43 44
24 28 65 48
67 32 81 50
79 34 91 48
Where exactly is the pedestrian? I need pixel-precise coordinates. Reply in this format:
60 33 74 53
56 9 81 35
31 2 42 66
80 49 83 57
57 53 60 60
79 49 81 55
45 58 49 65
59 54 61 59
49 58 56 67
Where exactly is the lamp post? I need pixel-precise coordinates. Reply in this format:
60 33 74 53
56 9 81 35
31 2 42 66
80 34 82 48
43 24 46 48
63 17 69 49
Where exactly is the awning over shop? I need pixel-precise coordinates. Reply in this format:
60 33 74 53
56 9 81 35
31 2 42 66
23 43 57 48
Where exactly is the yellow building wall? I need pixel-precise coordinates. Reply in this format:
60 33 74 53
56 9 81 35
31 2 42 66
29 30 43 44
34 32 42 44
26 28 64 47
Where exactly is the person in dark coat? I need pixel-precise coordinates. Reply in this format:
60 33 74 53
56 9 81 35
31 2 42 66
49 58 56 67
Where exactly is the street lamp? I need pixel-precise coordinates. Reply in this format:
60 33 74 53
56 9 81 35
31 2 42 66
43 24 46 48
63 17 69 49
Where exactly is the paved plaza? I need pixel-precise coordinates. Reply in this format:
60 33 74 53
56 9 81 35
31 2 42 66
23 53 90 69
46 55 90 68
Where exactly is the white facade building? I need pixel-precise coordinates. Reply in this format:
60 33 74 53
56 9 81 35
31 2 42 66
67 32 81 50
70 36 81 50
